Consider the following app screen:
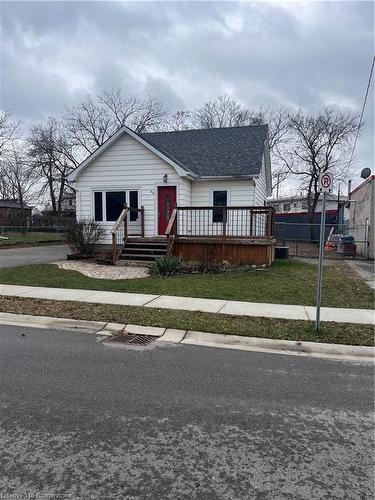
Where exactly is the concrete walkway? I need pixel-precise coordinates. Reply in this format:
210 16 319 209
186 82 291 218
0 283 373 325
345 260 375 290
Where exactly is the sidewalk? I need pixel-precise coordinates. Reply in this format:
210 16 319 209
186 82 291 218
1 283 373 325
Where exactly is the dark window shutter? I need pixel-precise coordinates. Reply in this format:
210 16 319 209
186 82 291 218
94 192 103 221
129 191 139 221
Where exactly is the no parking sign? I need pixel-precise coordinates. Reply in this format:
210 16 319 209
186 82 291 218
319 172 333 193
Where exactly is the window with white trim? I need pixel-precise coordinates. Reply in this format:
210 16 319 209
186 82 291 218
94 190 139 222
212 190 227 223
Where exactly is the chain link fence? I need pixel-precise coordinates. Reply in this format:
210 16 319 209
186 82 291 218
275 221 371 259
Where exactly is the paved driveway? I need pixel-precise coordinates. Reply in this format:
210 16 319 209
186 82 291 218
0 325 373 499
0 244 69 268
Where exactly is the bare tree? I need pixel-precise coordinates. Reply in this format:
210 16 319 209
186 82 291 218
193 95 264 129
64 89 167 157
64 95 116 156
0 109 20 158
276 108 359 223
0 147 38 225
28 118 75 216
165 111 193 131
99 89 166 133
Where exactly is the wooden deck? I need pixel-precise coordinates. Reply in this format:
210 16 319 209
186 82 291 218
173 237 276 265
166 206 276 265
111 205 276 266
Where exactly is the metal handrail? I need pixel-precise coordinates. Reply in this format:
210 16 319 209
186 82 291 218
164 206 275 244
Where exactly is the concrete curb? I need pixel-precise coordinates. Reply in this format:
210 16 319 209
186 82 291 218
180 330 375 362
0 312 107 333
0 313 373 361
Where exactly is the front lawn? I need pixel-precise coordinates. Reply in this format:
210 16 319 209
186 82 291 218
0 296 373 346
0 231 66 247
0 259 373 309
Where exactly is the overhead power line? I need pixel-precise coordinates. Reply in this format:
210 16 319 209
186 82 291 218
348 54 375 170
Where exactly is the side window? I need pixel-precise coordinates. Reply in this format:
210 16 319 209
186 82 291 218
283 203 291 212
212 190 227 223
129 191 139 222
106 191 126 221
94 192 103 221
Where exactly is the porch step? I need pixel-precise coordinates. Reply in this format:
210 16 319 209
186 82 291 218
119 253 161 262
123 247 166 256
125 242 167 250
118 237 167 264
126 237 166 243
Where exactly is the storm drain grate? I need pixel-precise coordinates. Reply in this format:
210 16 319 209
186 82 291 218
108 332 157 346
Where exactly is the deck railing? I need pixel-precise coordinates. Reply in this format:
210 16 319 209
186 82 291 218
166 206 275 255
111 204 145 264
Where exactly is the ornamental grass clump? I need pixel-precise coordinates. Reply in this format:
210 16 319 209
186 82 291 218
149 256 183 277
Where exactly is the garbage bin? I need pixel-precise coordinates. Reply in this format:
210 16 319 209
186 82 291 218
275 246 289 259
337 235 356 257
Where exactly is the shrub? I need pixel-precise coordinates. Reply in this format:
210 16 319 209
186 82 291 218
149 256 182 277
180 260 223 274
67 219 105 257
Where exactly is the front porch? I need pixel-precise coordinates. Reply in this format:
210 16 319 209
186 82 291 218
111 206 276 266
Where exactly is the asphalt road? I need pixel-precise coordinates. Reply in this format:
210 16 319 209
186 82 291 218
0 325 373 500
0 244 69 267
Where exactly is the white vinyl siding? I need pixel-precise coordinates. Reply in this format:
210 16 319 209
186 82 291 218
187 180 257 236
75 133 191 241
254 155 267 206
191 180 256 207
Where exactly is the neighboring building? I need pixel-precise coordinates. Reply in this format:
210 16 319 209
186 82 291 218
0 200 33 226
349 175 374 259
60 191 76 216
44 191 76 217
268 194 348 242
268 194 345 214
68 125 276 265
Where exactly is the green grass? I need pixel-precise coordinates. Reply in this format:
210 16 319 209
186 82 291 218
0 296 373 346
0 259 373 309
0 232 66 246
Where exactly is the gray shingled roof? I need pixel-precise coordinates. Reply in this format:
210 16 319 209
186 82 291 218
140 125 268 177
0 199 32 209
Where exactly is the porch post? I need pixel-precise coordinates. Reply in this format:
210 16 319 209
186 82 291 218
123 202 128 240
222 207 227 239
112 232 117 265
141 206 145 237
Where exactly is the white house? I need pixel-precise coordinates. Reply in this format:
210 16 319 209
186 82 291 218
68 124 275 265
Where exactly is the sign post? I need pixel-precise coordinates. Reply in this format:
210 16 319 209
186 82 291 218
316 172 333 331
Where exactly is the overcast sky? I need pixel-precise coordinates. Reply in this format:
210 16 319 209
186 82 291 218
1 0 373 190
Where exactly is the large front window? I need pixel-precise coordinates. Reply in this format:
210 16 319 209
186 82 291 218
212 190 227 223
94 190 139 222
106 191 126 222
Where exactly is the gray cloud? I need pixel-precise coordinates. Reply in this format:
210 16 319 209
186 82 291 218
0 0 373 183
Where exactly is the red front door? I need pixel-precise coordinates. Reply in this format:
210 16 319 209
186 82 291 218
158 186 176 235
